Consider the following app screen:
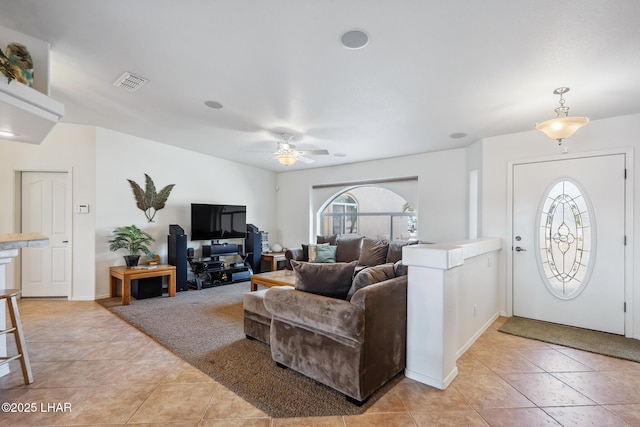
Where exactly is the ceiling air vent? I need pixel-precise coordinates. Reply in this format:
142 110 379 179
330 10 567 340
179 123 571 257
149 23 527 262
113 71 149 92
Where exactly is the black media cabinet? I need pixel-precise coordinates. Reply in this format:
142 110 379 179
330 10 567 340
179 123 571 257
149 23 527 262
187 245 252 290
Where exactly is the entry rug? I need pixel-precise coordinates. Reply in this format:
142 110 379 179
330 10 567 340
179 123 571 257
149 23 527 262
499 316 640 363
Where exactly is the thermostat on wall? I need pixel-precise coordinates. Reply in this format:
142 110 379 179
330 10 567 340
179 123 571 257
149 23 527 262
75 204 90 214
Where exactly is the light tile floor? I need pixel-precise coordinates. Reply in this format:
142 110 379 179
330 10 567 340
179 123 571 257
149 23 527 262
1 299 640 426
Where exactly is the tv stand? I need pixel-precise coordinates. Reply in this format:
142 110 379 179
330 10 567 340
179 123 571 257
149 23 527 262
187 246 252 290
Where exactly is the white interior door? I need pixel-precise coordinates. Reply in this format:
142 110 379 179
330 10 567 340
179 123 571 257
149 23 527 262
512 154 625 335
21 171 71 297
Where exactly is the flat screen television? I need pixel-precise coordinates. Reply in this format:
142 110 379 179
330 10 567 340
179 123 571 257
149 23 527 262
191 203 247 240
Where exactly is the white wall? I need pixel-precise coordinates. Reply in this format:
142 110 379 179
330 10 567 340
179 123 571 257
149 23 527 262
480 113 640 337
94 128 277 298
0 123 97 299
0 124 277 300
275 149 468 249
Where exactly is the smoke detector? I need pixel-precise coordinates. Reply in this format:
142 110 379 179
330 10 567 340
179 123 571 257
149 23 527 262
113 71 149 92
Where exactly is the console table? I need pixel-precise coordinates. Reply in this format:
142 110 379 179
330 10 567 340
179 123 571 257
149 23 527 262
109 265 176 305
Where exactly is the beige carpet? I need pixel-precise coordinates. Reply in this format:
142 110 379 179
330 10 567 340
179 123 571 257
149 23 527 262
499 316 640 363
98 282 400 418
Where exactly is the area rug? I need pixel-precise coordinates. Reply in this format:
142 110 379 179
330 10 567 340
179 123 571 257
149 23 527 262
499 316 640 363
98 283 400 418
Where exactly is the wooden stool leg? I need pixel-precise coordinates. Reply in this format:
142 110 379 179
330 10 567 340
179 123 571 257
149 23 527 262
6 295 33 384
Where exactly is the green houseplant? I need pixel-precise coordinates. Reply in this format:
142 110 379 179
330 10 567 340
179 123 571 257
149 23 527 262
108 225 154 267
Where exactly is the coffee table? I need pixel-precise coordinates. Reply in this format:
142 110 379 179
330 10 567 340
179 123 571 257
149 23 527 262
250 269 296 291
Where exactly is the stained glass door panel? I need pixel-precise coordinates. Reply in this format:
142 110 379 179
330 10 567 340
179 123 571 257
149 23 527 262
512 154 625 335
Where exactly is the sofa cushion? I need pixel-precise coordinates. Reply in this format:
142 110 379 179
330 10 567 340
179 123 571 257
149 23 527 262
317 234 338 245
336 236 363 263
385 239 417 264
300 244 310 261
291 260 357 300
394 260 409 277
313 244 337 263
308 243 325 262
358 238 389 266
347 263 396 300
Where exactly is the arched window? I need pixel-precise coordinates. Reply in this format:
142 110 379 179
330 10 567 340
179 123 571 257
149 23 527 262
319 186 417 240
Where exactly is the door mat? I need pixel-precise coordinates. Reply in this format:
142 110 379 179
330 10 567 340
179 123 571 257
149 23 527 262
499 316 640 363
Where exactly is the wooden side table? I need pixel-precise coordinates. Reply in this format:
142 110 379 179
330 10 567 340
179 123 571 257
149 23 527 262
109 265 176 305
261 252 287 271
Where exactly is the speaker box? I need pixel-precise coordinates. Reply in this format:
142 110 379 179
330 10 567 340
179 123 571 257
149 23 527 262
202 245 211 258
169 224 185 235
211 243 238 255
168 232 189 291
131 277 163 299
246 224 262 273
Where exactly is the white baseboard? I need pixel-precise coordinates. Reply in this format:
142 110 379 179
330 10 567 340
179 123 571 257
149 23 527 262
456 312 500 359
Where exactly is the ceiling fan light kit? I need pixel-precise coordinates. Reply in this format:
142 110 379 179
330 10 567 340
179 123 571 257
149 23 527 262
269 133 330 166
535 87 589 145
277 153 298 166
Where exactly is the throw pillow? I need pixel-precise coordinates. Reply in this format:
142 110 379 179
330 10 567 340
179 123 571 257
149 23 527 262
394 260 408 277
347 263 396 300
358 237 389 266
385 239 418 264
291 260 358 300
314 244 337 263
308 243 331 262
316 234 338 245
336 236 363 262
301 244 309 261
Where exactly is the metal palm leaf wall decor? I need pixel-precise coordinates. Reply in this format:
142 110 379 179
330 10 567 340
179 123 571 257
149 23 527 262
127 174 175 222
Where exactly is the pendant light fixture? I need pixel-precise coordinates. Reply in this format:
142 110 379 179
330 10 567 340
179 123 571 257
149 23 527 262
535 87 589 145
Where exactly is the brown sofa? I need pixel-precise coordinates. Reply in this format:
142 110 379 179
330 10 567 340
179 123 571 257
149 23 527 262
284 235 416 270
262 262 407 404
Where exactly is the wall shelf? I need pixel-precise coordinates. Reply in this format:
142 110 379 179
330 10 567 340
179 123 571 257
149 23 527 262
0 79 64 144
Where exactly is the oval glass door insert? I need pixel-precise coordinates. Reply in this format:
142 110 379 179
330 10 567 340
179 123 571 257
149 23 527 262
538 179 595 299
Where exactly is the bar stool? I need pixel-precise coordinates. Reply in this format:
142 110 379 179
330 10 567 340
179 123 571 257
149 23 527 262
0 289 33 384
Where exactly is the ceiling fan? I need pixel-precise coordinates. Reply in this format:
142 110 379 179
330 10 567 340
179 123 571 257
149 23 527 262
273 133 329 166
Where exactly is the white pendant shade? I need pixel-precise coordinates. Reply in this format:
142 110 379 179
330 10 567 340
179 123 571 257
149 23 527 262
535 116 589 141
535 87 589 144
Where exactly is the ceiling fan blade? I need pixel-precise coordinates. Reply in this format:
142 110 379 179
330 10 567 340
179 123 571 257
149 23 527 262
297 149 329 156
297 155 315 164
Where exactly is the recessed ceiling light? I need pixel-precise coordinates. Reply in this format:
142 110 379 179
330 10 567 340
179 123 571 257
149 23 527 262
449 132 467 139
0 129 19 137
341 30 369 49
204 100 224 109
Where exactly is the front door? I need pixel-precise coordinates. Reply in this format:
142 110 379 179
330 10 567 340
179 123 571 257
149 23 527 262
512 154 625 335
21 171 71 297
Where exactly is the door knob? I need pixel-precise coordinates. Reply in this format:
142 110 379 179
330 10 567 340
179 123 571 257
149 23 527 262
515 246 526 252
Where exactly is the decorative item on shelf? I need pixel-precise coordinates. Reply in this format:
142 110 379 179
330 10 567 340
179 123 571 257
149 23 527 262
535 87 589 145
146 253 160 265
108 225 155 267
270 243 283 253
127 174 175 222
0 47 20 84
5 43 33 87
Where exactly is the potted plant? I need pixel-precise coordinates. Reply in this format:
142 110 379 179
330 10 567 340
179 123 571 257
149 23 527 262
108 225 154 267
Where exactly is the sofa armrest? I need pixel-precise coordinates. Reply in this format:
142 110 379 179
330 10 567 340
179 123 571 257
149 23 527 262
264 287 364 341
349 275 407 311
350 275 407 376
284 248 305 270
